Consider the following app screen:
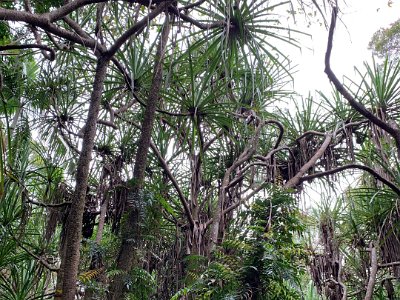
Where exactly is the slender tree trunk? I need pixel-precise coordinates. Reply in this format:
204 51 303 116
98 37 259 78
58 58 109 300
364 242 378 300
108 15 170 300
96 195 109 244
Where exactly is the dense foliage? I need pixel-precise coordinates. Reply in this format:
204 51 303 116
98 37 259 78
0 1 400 300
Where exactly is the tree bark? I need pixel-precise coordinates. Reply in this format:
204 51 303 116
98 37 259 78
284 134 332 189
209 124 263 251
364 242 378 300
108 15 170 300
59 58 109 300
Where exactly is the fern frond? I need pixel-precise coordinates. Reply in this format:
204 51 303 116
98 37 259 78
79 267 104 283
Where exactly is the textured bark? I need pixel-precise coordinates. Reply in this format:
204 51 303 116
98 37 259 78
108 15 170 300
60 58 109 300
364 242 378 300
284 134 332 189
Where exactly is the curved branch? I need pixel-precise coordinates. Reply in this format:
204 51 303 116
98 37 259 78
203 129 224 153
265 119 284 149
284 133 333 189
105 1 173 59
23 0 54 60
296 130 326 142
0 44 55 60
300 164 400 196
0 9 96 49
227 161 269 189
97 118 118 129
57 125 81 154
325 7 400 158
255 146 295 163
296 121 367 143
220 179 269 220
62 16 93 40
48 0 107 22
169 6 224 30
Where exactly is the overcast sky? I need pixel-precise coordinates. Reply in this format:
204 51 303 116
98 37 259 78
280 1 400 208
288 0 400 95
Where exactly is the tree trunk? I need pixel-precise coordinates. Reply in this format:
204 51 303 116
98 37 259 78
108 15 170 300
58 58 109 300
364 242 378 300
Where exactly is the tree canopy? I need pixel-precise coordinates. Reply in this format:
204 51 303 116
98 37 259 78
0 1 400 300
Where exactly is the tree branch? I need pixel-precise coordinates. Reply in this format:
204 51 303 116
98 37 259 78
364 242 378 300
9 230 59 272
169 6 224 30
149 141 195 228
265 120 284 149
180 0 207 11
0 44 55 60
325 7 400 158
48 0 107 22
284 133 333 189
27 198 72 208
300 164 400 196
105 1 173 60
378 261 400 268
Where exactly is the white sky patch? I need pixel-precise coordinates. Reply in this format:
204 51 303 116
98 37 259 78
289 0 400 96
274 1 400 210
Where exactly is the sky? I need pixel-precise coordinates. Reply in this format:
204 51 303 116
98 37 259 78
280 1 400 209
288 0 400 96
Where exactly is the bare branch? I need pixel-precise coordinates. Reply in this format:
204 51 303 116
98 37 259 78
97 119 118 129
284 133 333 189
180 0 207 11
62 16 93 40
48 0 107 22
296 130 326 142
265 119 284 149
23 0 54 60
325 7 400 158
364 242 378 300
105 1 173 60
296 121 367 143
255 146 294 163
169 6 224 30
379 261 400 268
300 164 400 196
0 44 55 60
